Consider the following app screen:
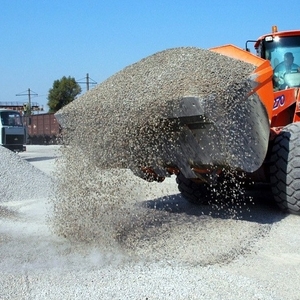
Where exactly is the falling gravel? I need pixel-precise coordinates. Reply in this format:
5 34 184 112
56 47 258 175
51 47 271 258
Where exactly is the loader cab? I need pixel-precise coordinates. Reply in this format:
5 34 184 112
255 28 300 90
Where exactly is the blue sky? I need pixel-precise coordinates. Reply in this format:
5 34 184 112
1 0 299 111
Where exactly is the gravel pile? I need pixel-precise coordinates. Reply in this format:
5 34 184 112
0 147 51 204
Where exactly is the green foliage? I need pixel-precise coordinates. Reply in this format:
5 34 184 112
47 76 81 113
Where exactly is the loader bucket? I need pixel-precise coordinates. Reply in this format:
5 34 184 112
150 45 275 179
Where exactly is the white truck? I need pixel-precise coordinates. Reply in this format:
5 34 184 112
0 109 26 151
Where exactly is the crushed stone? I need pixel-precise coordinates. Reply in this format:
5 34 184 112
0 147 51 203
56 47 256 176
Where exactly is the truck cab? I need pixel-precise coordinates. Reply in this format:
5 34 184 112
0 109 26 151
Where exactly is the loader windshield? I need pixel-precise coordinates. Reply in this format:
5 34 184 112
263 35 300 89
0 111 23 127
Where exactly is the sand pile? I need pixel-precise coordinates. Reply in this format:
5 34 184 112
52 47 259 248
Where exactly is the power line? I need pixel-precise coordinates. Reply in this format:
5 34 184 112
76 73 97 91
16 88 38 116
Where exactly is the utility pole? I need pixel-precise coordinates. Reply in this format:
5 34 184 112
77 73 97 91
16 88 38 116
86 73 90 91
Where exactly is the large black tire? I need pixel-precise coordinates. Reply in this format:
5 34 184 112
270 122 300 214
176 172 210 204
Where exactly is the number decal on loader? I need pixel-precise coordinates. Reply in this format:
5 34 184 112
273 95 285 110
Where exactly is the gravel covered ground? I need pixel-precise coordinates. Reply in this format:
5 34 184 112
0 145 300 300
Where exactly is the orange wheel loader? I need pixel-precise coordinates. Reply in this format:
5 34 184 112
55 26 300 215
142 26 300 214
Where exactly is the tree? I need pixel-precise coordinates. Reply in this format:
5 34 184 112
47 76 81 113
